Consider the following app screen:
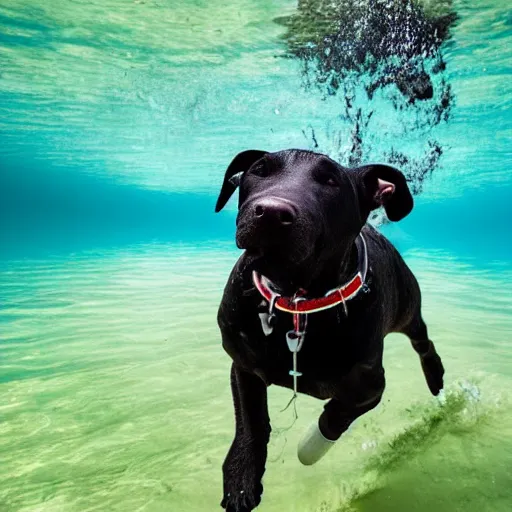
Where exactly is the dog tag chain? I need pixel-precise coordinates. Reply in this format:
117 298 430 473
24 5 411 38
286 296 308 397
258 291 308 399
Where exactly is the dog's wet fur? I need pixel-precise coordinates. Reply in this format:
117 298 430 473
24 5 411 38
215 149 444 512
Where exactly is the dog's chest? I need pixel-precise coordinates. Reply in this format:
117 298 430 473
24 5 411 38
250 307 363 382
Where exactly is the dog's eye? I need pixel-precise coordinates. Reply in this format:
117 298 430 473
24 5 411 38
316 173 339 187
251 164 270 178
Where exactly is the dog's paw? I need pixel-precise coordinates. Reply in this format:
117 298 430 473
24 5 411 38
221 482 263 512
221 436 267 512
421 349 445 396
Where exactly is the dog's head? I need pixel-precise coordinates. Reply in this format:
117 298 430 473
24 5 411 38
215 149 413 283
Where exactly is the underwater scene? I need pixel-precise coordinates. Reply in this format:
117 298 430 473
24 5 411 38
0 0 511 511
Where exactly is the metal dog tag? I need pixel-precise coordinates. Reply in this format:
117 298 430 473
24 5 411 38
259 312 274 336
286 330 304 352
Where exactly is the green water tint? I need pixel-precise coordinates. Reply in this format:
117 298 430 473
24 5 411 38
343 385 512 512
1 0 511 510
1 245 511 511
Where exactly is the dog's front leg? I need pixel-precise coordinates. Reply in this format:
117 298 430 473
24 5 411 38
320 363 386 441
298 362 386 466
221 363 271 512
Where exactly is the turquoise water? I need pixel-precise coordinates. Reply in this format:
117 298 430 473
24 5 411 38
1 1 511 511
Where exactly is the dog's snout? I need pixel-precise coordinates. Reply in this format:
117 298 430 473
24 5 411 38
253 198 296 226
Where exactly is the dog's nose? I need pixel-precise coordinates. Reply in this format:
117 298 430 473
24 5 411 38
253 198 296 226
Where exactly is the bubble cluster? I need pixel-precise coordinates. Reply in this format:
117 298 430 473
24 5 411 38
277 0 458 200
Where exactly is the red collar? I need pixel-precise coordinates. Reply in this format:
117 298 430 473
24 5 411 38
252 234 369 315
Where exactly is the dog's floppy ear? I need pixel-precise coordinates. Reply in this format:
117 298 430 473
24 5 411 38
215 150 267 212
354 164 413 221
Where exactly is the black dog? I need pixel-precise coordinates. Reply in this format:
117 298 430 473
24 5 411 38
215 149 444 512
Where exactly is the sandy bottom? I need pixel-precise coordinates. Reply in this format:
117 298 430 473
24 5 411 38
1 242 511 512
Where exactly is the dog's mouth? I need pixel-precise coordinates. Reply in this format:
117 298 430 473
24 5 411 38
238 233 307 262
238 233 319 288
242 244 291 264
